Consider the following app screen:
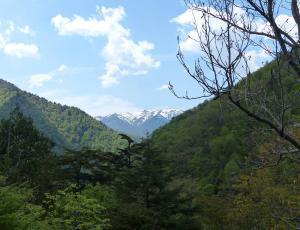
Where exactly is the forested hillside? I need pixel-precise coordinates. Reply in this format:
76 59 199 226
0 61 299 228
0 79 123 151
152 60 300 188
149 62 300 228
0 0 300 228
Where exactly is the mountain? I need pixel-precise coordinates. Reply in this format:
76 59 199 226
147 61 300 229
96 109 183 138
0 79 123 152
151 60 300 186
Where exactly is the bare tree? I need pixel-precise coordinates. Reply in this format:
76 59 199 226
170 0 300 153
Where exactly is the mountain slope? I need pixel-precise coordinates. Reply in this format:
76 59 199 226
0 79 123 152
151 61 300 188
152 101 252 179
97 109 183 138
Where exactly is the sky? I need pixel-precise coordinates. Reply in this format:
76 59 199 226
0 0 292 116
0 0 205 116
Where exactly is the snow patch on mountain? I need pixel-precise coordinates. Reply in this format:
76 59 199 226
96 109 184 137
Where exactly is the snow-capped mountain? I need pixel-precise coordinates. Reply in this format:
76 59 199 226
96 109 183 138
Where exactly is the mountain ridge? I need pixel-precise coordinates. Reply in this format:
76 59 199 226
96 109 183 138
0 79 123 152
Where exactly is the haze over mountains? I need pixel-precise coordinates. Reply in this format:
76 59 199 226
96 109 183 138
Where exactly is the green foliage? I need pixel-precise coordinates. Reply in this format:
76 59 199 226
0 59 299 229
45 186 110 230
226 163 300 229
0 79 124 152
82 184 118 214
0 109 56 197
150 62 300 228
0 178 114 230
109 138 183 229
0 177 50 230
58 149 117 190
223 158 240 180
152 99 253 190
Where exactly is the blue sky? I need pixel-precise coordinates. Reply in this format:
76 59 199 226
0 0 291 116
0 0 203 116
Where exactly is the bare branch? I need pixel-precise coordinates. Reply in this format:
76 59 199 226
172 0 300 152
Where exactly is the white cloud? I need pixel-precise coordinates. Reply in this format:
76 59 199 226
58 64 67 72
178 30 200 53
171 6 281 73
29 74 52 88
171 8 202 26
51 14 111 37
52 6 160 87
0 21 39 58
245 49 270 72
5 21 15 35
172 6 298 53
3 42 39 58
99 63 121 87
171 7 228 53
18 25 36 36
28 65 68 88
275 15 298 40
156 84 169 91
0 34 7 49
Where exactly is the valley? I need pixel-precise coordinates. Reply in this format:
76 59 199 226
0 0 299 229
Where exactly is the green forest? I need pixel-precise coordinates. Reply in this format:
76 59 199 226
1 0 300 229
0 79 124 152
0 70 299 229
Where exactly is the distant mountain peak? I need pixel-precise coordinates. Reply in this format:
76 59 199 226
96 109 184 138
98 109 183 125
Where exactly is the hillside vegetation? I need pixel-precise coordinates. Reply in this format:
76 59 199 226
149 62 300 228
0 61 299 229
0 79 123 152
152 60 300 184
